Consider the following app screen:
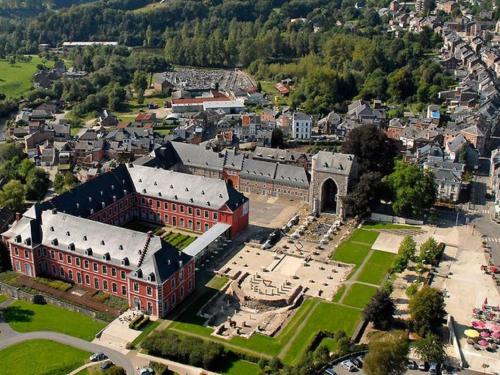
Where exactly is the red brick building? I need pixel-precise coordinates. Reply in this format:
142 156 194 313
2 164 249 318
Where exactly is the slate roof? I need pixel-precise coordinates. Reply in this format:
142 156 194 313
312 151 356 176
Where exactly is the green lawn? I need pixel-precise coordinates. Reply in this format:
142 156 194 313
4 300 106 340
342 283 378 309
332 285 346 302
281 303 361 365
0 56 54 98
318 337 338 353
361 222 420 230
331 241 371 267
207 275 229 290
131 320 161 347
348 229 379 245
222 359 260 375
0 294 8 304
0 339 89 375
357 251 396 285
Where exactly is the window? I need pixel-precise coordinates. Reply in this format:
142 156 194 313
172 279 176 288
67 255 72 264
180 218 184 227
60 267 64 277
59 253 63 261
103 280 108 290
75 257 80 267
121 270 126 280
196 208 201 217
24 250 29 259
122 286 127 295
94 278 99 289
77 273 82 284
85 275 90 284
196 221 201 231
180 205 184 213
51 264 56 274
84 260 89 269
14 247 19 256
188 207 193 215
93 263 98 272
112 283 117 293
111 268 116 277
102 265 107 274
164 202 168 210
68 270 73 280
133 282 139 292
15 261 21 271
156 201 160 208
164 214 169 224
205 223 209 231
50 250 55 259
147 286 152 296
188 220 193 229
213 212 218 220
172 203 176 211
204 210 209 218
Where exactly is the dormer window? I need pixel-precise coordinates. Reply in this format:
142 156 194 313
85 248 93 256
51 238 58 246
50 226 54 232
89 197 92 202
102 252 110 261
201 190 205 195
68 243 75 251
24 238 32 246
154 181 157 186
83 235 87 241
15 235 21 243
119 245 123 250
185 187 189 191
138 178 142 183
142 188 146 194
66 231 70 236
148 273 156 282
135 269 143 278
121 257 129 266
101 240 105 245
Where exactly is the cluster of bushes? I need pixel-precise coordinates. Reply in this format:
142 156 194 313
35 277 72 292
129 315 150 330
142 331 226 371
392 236 417 273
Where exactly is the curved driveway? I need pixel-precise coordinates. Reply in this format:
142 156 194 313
0 300 135 374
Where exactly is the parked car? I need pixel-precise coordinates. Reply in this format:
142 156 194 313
138 367 155 375
323 368 337 375
352 356 363 368
340 360 357 372
100 361 113 370
429 362 440 374
407 360 418 369
89 352 107 362
419 362 429 371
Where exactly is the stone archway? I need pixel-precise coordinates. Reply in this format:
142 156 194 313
320 178 338 213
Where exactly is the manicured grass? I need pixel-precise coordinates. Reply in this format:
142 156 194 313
332 285 346 302
0 56 53 98
131 320 161 347
4 300 106 340
281 302 362 365
0 339 89 375
342 283 378 309
357 251 396 285
349 229 379 245
207 275 229 290
362 222 420 230
0 294 8 304
163 231 197 250
223 359 260 375
331 241 371 267
318 337 338 353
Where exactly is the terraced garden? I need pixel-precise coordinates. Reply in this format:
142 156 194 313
153 227 197 250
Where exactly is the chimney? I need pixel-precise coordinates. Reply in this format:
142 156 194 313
15 212 21 221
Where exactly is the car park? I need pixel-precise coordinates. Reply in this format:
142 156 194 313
89 352 107 362
138 367 155 375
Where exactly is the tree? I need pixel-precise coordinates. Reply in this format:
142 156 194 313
384 161 437 218
419 237 440 264
363 289 395 330
53 173 65 194
414 333 445 364
256 81 262 92
393 235 416 272
0 180 25 211
271 128 284 148
25 168 49 201
341 125 398 176
364 330 409 375
344 171 384 216
132 70 149 104
409 286 446 336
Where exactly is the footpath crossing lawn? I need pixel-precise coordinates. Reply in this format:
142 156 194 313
361 221 420 230
331 241 371 267
4 300 106 340
357 251 396 285
0 339 89 375
342 283 378 309
348 229 380 245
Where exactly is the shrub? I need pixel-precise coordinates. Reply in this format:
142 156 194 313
405 282 420 298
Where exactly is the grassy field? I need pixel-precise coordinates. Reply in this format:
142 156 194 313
0 339 89 375
0 56 53 98
131 320 161 347
357 251 396 285
348 229 380 245
4 300 106 340
361 222 420 230
331 241 372 267
342 283 378 309
222 359 261 375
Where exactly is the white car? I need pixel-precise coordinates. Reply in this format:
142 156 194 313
340 360 357 372
138 367 154 375
89 352 107 362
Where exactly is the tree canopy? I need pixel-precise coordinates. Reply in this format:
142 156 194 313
363 289 396 330
364 330 409 375
409 286 446 336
